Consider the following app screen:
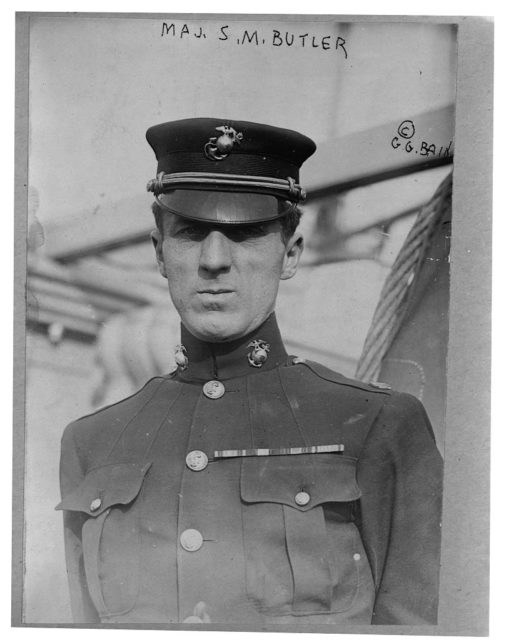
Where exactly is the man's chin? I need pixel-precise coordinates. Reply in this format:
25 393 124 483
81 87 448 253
184 312 246 343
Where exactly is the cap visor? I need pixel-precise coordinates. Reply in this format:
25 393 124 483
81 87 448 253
156 190 293 224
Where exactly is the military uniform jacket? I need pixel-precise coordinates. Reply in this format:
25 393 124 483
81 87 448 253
57 315 442 626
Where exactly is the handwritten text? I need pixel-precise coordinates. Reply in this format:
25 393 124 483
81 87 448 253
161 23 348 57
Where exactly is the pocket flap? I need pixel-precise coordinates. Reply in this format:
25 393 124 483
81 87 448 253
56 461 152 517
240 453 360 512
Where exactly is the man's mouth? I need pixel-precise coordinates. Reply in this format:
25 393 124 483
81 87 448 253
198 289 234 294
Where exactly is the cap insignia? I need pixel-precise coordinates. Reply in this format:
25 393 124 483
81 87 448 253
204 125 243 161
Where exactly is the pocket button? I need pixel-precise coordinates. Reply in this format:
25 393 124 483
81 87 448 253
89 498 102 512
294 491 311 506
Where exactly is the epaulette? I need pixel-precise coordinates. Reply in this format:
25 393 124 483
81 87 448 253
290 357 392 395
71 375 169 424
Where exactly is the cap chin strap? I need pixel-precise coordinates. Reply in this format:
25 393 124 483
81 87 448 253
146 171 306 203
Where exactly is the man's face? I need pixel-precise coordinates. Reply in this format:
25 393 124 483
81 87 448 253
152 213 303 342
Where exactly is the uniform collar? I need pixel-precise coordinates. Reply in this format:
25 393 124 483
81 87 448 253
177 313 288 381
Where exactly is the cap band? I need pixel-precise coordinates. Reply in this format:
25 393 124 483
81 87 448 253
146 171 306 203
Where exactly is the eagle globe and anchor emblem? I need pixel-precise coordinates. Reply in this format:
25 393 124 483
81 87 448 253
204 125 244 161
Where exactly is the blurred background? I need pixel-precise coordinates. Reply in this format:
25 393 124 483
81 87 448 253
23 15 456 622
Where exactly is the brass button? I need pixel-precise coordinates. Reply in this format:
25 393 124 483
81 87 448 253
186 450 208 472
89 498 102 512
353 553 361 561
180 528 203 552
202 380 225 399
294 491 311 506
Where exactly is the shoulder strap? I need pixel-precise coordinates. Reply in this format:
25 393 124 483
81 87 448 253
290 357 392 395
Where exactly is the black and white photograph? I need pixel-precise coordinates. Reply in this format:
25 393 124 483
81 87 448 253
13 11 492 634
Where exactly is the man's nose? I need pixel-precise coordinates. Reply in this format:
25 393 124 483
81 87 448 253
199 230 232 273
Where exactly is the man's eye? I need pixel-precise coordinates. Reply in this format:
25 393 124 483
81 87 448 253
172 222 269 241
176 225 208 239
225 225 267 241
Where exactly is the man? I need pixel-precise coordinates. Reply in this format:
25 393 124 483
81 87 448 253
57 118 442 626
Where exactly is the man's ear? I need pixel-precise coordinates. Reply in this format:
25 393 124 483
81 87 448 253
151 229 167 279
280 232 303 281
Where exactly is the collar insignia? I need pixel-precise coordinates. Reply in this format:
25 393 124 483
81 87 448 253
247 339 270 368
174 344 188 370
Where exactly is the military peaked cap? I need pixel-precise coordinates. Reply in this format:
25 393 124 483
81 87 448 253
146 117 316 224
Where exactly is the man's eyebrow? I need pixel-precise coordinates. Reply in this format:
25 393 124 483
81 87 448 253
170 218 207 230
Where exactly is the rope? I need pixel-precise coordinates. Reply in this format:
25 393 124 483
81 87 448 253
355 171 453 382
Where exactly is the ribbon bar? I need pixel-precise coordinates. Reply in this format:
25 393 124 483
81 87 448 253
213 444 344 460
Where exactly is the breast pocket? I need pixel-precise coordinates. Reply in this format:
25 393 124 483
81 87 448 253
240 454 373 617
56 461 152 619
